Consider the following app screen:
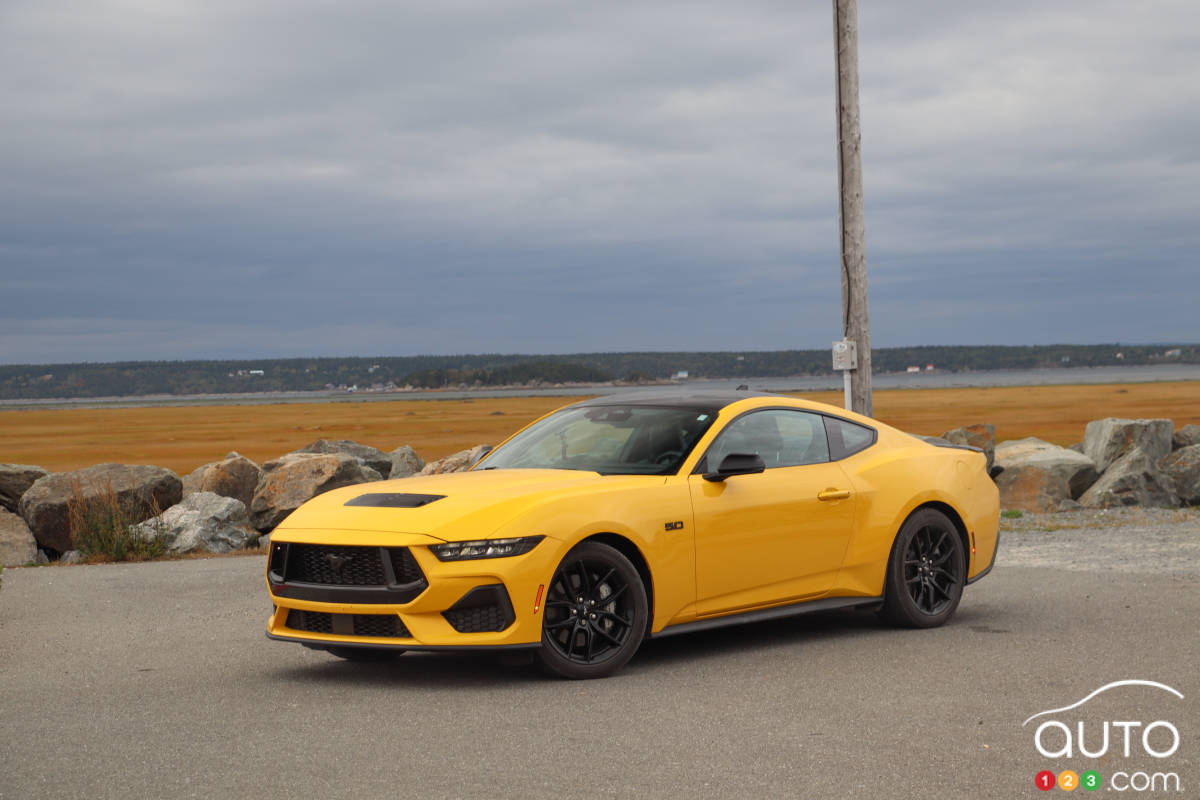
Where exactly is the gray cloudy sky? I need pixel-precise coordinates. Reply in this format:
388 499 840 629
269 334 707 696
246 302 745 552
2 0 1197 364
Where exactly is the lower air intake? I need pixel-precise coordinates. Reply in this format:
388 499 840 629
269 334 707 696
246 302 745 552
287 610 410 638
441 585 515 633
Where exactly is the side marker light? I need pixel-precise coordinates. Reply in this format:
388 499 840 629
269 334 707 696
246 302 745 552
533 584 545 614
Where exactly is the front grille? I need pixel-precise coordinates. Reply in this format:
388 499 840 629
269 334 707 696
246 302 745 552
443 603 510 633
286 610 410 638
287 544 386 585
270 543 428 604
389 547 423 583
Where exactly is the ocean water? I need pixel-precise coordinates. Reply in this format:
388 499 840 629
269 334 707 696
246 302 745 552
710 364 1200 393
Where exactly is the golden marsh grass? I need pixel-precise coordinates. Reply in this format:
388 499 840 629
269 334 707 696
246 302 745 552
2 382 1197 475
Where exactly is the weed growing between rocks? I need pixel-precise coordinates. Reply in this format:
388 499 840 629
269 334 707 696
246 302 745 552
1000 509 1024 519
66 479 170 562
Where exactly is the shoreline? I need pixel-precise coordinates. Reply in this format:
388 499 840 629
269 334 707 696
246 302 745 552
3 363 1200 412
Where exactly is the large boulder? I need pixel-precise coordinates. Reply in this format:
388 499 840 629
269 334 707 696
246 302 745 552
941 424 996 471
181 452 260 507
0 464 49 513
1173 424 1200 451
388 445 425 479
17 464 182 553
291 439 393 478
418 445 492 475
250 453 382 531
994 437 1099 499
1160 444 1200 505
994 465 1073 513
0 508 38 566
133 492 257 554
1079 449 1179 509
1083 418 1174 473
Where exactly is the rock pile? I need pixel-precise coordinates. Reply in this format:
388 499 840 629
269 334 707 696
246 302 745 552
0 435 493 565
182 452 261 508
419 445 491 475
249 452 382 532
388 445 425 479
290 439 394 478
0 464 48 513
133 492 258 554
994 418 1198 512
0 508 38 566
18 464 182 554
994 438 1098 510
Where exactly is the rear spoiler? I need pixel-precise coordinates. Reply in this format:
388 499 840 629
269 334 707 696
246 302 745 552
910 434 983 454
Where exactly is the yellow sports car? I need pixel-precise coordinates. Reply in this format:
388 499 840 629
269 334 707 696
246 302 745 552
265 391 999 678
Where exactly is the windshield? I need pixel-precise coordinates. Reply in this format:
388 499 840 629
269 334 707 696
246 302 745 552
476 405 717 475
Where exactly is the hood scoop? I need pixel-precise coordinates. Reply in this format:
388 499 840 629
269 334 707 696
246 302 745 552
344 493 446 508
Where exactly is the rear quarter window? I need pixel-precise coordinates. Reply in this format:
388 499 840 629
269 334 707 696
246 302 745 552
823 416 877 461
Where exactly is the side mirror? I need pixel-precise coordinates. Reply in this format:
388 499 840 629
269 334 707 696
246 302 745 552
703 452 766 482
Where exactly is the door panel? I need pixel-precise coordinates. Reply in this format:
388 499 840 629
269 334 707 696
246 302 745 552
689 461 856 616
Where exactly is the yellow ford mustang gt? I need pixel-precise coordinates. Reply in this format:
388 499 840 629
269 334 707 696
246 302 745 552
265 391 999 678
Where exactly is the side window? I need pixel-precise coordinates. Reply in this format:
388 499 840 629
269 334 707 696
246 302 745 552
702 409 831 470
823 416 876 460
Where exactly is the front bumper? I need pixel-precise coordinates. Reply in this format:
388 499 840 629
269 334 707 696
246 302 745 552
265 536 554 650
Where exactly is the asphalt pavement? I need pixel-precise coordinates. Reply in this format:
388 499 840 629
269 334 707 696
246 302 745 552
2 526 1196 799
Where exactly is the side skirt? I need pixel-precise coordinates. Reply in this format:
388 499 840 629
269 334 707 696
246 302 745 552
650 595 883 639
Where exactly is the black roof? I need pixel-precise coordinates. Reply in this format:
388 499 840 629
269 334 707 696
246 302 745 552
572 389 781 414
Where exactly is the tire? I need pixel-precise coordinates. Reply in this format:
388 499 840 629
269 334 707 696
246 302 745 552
536 541 648 679
325 646 406 662
880 508 966 628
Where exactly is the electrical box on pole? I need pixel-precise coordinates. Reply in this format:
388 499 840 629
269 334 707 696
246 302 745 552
832 338 857 410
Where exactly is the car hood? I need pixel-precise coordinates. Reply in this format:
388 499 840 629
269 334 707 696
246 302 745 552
274 468 661 542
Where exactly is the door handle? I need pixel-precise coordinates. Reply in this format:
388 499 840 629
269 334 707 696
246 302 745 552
817 488 852 501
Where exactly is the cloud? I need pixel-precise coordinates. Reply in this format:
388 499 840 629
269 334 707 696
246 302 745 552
1 0 1197 363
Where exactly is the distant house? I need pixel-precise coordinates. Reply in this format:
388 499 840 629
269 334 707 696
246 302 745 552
1165 348 1182 358
673 371 689 380
906 366 920 373
925 363 935 371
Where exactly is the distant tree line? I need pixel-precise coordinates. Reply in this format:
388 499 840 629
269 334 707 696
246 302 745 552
406 361 611 388
0 344 1195 400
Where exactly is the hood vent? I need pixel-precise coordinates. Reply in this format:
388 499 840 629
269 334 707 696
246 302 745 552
344 493 446 508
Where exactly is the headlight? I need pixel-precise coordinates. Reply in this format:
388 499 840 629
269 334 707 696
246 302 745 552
430 536 544 562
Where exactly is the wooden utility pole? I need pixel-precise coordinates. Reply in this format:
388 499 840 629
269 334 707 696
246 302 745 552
832 0 873 416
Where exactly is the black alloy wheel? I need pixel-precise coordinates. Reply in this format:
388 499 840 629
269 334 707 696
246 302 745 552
536 541 648 679
881 508 965 628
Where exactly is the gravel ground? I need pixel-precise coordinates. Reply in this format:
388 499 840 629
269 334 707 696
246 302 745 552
2 508 1198 799
999 506 1200 576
